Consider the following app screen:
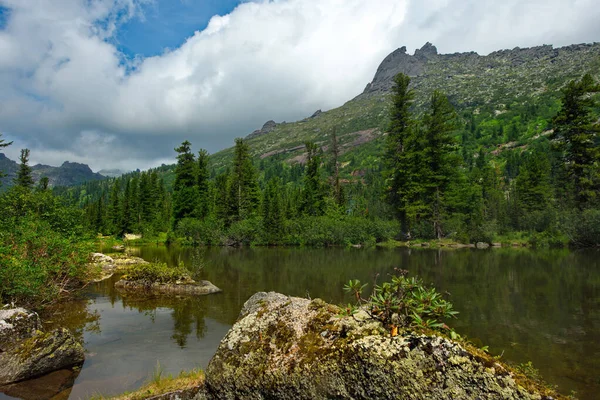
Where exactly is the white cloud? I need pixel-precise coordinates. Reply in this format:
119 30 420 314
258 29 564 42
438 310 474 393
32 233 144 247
0 0 599 170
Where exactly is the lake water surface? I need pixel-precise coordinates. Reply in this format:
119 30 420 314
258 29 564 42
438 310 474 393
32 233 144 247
1 246 599 399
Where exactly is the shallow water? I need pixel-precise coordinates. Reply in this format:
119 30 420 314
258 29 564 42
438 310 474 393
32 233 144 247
1 246 599 399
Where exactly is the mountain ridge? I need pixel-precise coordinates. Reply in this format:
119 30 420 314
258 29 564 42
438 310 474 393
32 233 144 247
0 153 105 189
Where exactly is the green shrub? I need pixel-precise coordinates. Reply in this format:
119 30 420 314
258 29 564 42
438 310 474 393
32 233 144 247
0 217 93 307
342 271 458 334
124 262 192 284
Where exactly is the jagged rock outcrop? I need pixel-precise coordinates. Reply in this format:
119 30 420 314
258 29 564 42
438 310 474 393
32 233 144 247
361 41 600 101
203 292 554 400
246 120 279 139
0 308 84 385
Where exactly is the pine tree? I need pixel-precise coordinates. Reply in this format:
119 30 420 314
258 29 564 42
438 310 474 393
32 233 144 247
384 73 415 235
15 149 34 189
214 173 229 221
227 138 260 222
263 177 284 243
120 178 133 234
173 140 198 228
552 74 600 207
197 149 210 219
301 142 325 216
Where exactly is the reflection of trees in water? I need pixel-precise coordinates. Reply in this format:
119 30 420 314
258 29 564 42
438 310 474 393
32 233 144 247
118 293 207 348
41 298 101 342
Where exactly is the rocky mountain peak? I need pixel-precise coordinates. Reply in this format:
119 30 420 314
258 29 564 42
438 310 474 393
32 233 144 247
414 42 438 60
245 120 279 139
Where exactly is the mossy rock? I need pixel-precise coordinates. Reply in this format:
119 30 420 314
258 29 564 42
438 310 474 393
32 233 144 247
205 292 561 400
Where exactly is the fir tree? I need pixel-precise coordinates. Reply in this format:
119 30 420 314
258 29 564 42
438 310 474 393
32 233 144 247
173 140 198 227
227 138 260 222
15 149 34 189
516 149 552 213
330 127 345 208
108 178 121 234
37 176 49 191
301 142 325 216
384 73 415 235
262 177 284 243
552 74 600 207
197 149 210 219
421 91 460 238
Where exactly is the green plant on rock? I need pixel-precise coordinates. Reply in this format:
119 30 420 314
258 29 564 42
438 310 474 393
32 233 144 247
343 270 458 335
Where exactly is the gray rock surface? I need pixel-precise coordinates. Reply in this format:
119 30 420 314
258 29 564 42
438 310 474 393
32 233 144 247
246 120 279 139
204 292 549 400
0 308 42 352
115 279 222 296
0 309 84 385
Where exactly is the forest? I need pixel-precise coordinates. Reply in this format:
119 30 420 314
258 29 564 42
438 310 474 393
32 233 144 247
58 72 600 248
1 72 599 307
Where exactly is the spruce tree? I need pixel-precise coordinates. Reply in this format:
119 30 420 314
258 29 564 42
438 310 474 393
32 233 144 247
301 142 325 216
263 177 284 243
173 140 198 228
422 91 460 239
37 176 49 191
330 128 345 208
227 138 260 222
197 149 210 219
108 178 121 234
384 73 415 235
552 74 600 207
516 149 552 213
15 149 34 189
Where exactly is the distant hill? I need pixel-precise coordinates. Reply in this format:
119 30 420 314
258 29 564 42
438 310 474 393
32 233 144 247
98 168 129 178
0 153 105 189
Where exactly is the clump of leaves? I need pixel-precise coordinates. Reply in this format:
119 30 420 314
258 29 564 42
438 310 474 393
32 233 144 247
343 269 458 334
124 262 193 284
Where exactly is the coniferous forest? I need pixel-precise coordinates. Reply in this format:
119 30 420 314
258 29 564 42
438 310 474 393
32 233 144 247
50 73 600 249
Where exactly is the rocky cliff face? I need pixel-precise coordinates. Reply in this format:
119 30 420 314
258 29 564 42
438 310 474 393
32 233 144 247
360 42 600 105
201 292 558 400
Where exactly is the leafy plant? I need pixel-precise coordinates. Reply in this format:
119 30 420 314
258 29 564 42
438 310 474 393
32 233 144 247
342 270 458 334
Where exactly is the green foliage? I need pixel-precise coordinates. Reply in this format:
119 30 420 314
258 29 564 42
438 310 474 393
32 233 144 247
343 271 458 333
15 148 34 189
262 177 285 244
227 138 261 222
300 142 326 216
124 262 191 284
552 73 600 207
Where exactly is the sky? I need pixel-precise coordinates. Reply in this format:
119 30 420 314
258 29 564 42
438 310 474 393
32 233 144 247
0 0 598 172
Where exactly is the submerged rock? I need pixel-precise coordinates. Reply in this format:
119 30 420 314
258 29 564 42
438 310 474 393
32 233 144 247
204 292 550 400
115 279 222 296
0 308 84 386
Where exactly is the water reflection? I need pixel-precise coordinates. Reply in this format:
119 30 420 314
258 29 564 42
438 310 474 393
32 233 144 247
2 246 598 399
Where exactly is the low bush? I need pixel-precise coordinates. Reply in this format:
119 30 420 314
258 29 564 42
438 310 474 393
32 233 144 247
123 262 192 284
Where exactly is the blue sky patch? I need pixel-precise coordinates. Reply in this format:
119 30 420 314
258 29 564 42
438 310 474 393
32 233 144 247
114 0 244 58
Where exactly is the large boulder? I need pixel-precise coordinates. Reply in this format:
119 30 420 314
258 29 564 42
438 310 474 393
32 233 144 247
205 292 552 400
0 308 84 385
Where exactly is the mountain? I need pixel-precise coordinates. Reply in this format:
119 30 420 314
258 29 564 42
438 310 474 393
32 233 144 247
0 153 104 189
208 42 600 172
98 169 129 178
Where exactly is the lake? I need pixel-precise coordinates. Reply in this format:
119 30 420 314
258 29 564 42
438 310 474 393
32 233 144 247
1 246 599 399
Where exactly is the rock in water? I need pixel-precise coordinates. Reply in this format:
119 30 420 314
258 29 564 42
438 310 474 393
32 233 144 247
0 309 84 385
205 292 548 400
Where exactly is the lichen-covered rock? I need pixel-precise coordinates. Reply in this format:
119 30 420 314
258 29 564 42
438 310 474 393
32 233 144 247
205 292 549 400
0 308 42 352
115 279 222 296
0 326 84 385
